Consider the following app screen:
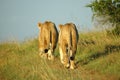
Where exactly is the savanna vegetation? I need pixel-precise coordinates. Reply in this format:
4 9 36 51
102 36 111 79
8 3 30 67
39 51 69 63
0 31 120 80
87 0 120 35
0 0 120 80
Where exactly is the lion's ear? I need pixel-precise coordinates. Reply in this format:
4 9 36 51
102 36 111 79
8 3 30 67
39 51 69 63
38 22 42 29
59 24 63 30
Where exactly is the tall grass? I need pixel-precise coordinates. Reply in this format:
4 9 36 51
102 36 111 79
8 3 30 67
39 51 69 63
0 31 120 80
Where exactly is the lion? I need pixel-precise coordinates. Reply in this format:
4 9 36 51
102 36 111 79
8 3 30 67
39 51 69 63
37 21 58 60
58 23 79 69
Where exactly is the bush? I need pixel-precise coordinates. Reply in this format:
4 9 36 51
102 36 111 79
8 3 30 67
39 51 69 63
107 25 120 36
112 25 120 36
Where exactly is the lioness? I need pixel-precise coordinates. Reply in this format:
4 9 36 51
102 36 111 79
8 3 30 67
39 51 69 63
38 21 58 60
58 23 79 69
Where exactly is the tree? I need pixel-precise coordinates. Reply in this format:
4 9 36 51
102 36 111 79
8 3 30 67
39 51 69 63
87 0 120 35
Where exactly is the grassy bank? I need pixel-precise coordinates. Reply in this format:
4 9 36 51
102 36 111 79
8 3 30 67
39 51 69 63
0 31 120 80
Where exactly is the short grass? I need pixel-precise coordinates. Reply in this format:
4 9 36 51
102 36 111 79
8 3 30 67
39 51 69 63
0 31 120 80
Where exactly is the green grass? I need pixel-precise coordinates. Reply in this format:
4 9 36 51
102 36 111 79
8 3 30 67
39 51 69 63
0 31 120 80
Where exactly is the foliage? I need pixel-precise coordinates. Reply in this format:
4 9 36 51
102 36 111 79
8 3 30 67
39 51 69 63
87 0 120 35
107 24 120 36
